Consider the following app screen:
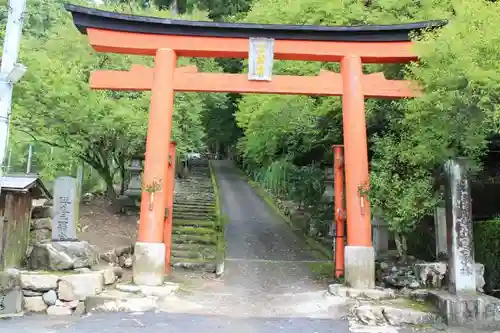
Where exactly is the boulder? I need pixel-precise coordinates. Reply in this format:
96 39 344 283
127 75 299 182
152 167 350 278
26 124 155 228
51 241 99 269
0 269 21 293
413 262 447 288
376 257 422 289
20 273 58 291
59 272 104 301
115 245 134 257
28 241 99 271
100 251 118 264
119 255 133 268
413 262 485 292
23 296 48 312
29 229 52 245
42 290 57 306
30 217 52 231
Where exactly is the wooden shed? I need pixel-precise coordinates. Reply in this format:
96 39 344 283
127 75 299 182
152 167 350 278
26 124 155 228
0 175 52 270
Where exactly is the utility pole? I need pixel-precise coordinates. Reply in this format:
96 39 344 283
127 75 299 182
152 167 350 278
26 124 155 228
26 144 32 174
0 0 27 177
6 148 11 174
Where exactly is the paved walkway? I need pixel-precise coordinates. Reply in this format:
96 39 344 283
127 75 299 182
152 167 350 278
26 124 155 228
168 160 349 320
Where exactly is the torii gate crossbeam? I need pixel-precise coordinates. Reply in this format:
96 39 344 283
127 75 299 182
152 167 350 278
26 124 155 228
65 3 446 289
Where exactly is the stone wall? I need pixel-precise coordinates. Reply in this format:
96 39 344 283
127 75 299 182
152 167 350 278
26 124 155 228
21 268 116 315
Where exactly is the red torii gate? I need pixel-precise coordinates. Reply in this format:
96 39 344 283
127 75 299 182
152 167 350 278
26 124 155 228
65 4 445 288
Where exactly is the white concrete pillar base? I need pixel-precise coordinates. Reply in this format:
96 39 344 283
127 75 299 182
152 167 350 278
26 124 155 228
133 242 165 286
344 245 375 289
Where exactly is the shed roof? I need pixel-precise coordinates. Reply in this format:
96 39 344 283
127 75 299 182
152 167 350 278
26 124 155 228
0 175 52 199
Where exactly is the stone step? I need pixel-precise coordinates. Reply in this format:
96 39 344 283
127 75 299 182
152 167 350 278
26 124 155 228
173 220 217 228
174 205 215 213
172 234 217 245
174 202 215 208
171 249 216 260
173 214 217 221
174 201 215 210
172 243 217 252
175 190 214 195
177 181 212 185
171 258 217 273
172 226 217 235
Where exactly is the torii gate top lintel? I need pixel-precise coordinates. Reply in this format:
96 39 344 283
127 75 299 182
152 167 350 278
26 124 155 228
65 4 446 62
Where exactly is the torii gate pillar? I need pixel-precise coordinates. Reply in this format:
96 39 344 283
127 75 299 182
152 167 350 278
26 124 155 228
133 49 176 286
341 55 374 288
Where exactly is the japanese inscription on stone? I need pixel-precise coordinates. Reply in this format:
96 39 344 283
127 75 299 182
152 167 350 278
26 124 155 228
52 176 78 241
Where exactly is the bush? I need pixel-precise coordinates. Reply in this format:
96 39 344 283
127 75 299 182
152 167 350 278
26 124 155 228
474 218 500 295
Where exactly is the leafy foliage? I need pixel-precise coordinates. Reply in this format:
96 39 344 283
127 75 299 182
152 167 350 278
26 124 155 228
475 218 500 295
5 0 225 199
235 0 500 242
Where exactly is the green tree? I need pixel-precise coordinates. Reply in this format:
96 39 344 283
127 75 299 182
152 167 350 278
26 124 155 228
9 2 224 200
369 0 500 250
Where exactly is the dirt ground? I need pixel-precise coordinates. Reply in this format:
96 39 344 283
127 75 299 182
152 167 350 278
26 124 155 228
77 198 138 253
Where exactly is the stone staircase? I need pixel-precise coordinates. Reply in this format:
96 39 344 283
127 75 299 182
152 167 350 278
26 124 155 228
171 159 222 272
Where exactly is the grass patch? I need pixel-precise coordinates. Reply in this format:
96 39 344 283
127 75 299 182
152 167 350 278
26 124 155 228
209 161 228 266
308 261 334 278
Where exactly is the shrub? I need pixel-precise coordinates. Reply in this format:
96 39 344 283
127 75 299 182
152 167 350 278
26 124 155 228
474 218 500 295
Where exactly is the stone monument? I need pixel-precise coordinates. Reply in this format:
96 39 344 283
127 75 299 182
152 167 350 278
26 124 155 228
428 158 500 328
444 158 475 294
52 176 78 241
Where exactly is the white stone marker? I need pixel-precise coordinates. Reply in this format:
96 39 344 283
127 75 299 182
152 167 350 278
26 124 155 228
52 176 78 241
444 159 476 294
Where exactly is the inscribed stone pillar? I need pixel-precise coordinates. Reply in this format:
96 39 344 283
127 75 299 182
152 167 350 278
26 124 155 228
434 206 447 259
444 159 476 294
52 177 78 241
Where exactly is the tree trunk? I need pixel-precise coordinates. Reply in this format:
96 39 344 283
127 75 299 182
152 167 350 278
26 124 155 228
119 162 128 195
171 0 178 16
94 166 120 213
394 232 408 260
